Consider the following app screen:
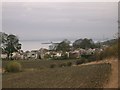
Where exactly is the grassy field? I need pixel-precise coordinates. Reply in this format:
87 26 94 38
2 60 111 88
2 59 77 69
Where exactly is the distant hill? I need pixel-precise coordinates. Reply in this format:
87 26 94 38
100 39 117 46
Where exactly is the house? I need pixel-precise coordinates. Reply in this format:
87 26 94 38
39 48 48 59
12 52 22 60
1 54 7 60
1 49 7 60
86 48 95 55
28 50 38 59
23 49 49 60
23 51 30 60
69 50 80 59
79 49 85 56
1 49 25 60
52 51 62 58
23 50 39 60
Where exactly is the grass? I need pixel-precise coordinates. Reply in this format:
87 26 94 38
2 60 111 88
2 59 76 69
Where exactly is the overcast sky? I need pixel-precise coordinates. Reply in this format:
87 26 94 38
2 2 118 42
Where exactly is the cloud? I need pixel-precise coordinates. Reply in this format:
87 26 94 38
2 2 118 41
2 0 119 2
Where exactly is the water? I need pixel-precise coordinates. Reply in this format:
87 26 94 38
20 41 50 51
20 40 64 51
20 39 102 52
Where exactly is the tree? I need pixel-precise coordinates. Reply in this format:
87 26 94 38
2 33 21 60
0 32 8 43
72 39 82 49
0 32 8 50
73 38 96 49
56 39 71 52
0 32 8 54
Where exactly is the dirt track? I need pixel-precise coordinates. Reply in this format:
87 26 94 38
103 58 118 88
0 69 1 73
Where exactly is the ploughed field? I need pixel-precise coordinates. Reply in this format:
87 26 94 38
2 60 111 88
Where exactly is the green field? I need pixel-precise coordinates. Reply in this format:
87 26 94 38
2 60 111 88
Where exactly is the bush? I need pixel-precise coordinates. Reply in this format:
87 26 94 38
66 62 72 66
59 63 66 67
5 61 22 72
61 53 69 60
87 55 96 62
84 59 89 63
75 59 84 65
98 42 118 60
50 64 56 68
44 54 51 59
93 52 101 61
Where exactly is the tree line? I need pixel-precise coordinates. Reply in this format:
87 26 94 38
1 32 118 60
56 38 101 52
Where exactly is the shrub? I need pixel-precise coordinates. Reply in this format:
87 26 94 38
93 52 101 61
59 63 66 67
61 53 69 60
58 63 63 67
98 42 118 60
84 59 89 63
50 64 56 68
5 61 22 72
66 62 72 66
44 54 51 59
87 55 96 62
75 59 84 65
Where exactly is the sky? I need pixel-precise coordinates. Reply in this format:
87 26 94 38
1 0 119 2
2 2 118 43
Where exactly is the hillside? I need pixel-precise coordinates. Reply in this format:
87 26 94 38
2 59 113 88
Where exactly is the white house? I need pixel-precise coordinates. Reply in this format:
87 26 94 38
1 54 7 59
54 52 62 57
27 50 38 59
